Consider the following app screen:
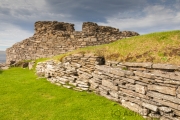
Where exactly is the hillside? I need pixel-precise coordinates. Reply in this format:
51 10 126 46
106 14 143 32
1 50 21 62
55 30 180 65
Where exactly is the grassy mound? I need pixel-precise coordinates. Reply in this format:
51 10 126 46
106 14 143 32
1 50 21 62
0 68 145 120
54 30 180 65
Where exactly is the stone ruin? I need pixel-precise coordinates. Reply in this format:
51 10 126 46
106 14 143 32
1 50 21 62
6 21 139 64
36 53 180 120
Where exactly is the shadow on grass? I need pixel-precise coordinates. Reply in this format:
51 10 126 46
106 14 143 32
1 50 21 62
0 70 3 74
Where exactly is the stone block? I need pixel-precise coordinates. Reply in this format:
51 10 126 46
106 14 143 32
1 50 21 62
123 62 152 68
135 84 147 94
111 69 125 76
84 38 90 41
147 91 180 104
160 116 171 120
148 85 176 96
149 113 161 119
122 77 135 84
77 84 89 88
102 80 118 91
173 109 180 116
81 42 87 46
142 102 158 112
159 107 172 113
121 100 149 115
152 64 178 70
109 90 119 98
91 38 97 41
70 35 74 38
154 98 180 110
95 65 125 76
120 88 149 99
134 71 155 79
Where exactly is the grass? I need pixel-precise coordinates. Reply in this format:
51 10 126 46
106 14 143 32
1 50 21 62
0 68 145 120
54 30 180 65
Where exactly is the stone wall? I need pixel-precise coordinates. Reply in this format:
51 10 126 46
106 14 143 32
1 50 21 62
0 63 9 70
36 54 180 120
6 21 139 64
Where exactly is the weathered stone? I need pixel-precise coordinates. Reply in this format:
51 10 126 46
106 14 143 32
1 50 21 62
109 90 119 98
80 87 89 91
95 65 125 76
89 82 99 89
69 82 77 87
99 85 111 92
123 62 152 68
29 61 35 70
154 98 180 110
63 85 72 89
177 94 180 99
102 80 118 91
100 92 119 102
149 113 161 119
91 38 97 41
160 116 171 120
147 91 180 104
121 100 148 115
122 77 135 84
134 71 155 79
148 85 176 96
173 109 180 116
177 86 180 94
152 64 178 70
77 84 89 88
120 88 149 99
135 84 147 94
1 66 9 70
164 79 180 85
142 103 158 112
159 107 172 113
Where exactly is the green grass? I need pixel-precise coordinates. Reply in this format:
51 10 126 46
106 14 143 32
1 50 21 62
54 30 180 65
0 68 145 120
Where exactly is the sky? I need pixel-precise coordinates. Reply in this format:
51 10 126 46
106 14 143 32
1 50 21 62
0 0 180 51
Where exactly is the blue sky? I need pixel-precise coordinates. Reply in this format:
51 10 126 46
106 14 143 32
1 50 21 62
0 0 180 51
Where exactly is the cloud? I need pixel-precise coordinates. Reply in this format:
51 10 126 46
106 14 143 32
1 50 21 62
45 0 147 22
0 23 33 50
98 4 180 34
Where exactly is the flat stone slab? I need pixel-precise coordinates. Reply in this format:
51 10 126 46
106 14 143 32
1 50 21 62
148 85 176 96
152 64 178 70
123 62 152 68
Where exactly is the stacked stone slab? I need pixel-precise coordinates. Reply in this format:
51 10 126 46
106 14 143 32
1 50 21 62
6 21 139 64
36 54 104 91
36 54 180 120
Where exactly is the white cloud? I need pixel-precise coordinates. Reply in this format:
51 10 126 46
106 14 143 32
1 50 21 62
98 4 180 34
0 23 33 50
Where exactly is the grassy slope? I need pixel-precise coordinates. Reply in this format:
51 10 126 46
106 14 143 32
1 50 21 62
54 30 180 65
0 68 144 120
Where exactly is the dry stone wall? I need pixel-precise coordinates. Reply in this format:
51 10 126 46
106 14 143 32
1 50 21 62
36 54 180 120
6 21 139 64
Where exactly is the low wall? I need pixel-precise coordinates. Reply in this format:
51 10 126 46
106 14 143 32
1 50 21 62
36 54 180 120
6 21 139 64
